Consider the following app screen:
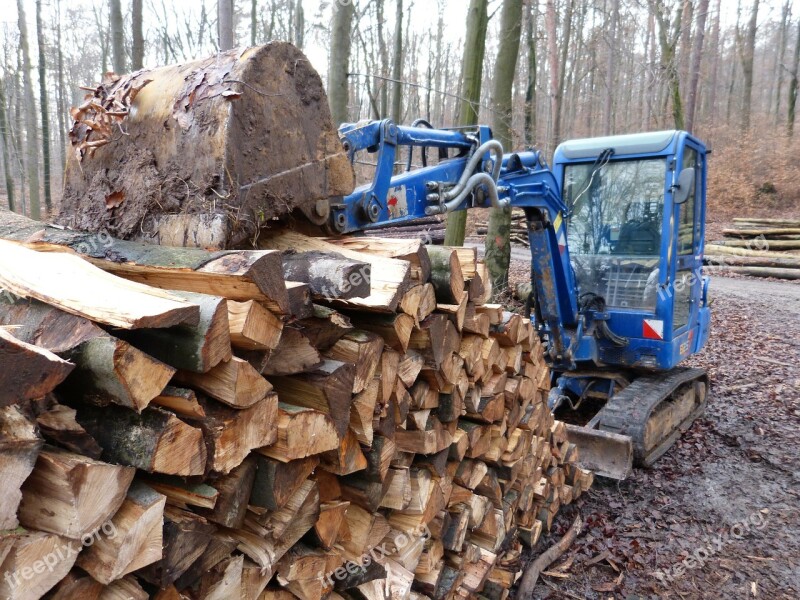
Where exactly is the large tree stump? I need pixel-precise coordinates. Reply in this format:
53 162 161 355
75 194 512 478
58 43 354 248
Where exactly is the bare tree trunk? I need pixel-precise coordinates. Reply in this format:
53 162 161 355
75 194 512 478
788 19 800 137
603 0 619 134
0 80 14 211
251 0 257 46
444 0 489 247
650 0 684 130
294 0 305 50
328 0 355 125
55 0 67 171
132 0 144 70
679 0 694 83
685 0 708 133
706 0 721 123
391 0 404 123
737 0 759 133
17 0 40 220
218 0 235 51
35 0 51 215
545 0 560 153
524 0 538 146
377 0 388 118
485 0 523 295
110 0 126 73
774 1 791 125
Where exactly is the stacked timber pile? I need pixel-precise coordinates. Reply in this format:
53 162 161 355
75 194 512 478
475 213 530 247
362 217 447 245
0 210 592 600
706 217 800 280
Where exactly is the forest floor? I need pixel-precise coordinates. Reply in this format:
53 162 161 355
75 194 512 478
464 223 800 599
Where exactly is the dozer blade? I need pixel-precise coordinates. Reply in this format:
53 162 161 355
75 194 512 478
565 424 633 480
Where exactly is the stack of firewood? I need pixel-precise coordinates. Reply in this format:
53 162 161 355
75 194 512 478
0 209 592 600
706 217 800 280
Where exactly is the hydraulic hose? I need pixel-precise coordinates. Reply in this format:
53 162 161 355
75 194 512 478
440 139 504 202
425 172 508 215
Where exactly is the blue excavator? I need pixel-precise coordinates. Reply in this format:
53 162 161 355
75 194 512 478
329 119 711 479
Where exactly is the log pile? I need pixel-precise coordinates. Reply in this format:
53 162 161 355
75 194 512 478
0 212 592 600
706 217 800 280
475 213 530 247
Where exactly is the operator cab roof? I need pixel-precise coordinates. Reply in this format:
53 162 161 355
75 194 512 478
555 130 679 160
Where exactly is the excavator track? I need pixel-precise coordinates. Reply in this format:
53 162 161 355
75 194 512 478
595 367 709 467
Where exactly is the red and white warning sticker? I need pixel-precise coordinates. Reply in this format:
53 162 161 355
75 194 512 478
643 319 664 340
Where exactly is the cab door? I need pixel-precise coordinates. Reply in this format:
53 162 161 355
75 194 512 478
671 140 705 347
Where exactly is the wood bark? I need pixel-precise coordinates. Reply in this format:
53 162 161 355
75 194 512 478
0 328 73 406
737 0 760 132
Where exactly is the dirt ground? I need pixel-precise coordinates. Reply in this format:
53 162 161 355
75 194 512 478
499 258 800 599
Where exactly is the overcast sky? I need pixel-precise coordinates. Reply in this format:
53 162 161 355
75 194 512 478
0 0 784 84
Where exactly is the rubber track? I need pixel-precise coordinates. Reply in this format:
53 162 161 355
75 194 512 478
595 367 709 467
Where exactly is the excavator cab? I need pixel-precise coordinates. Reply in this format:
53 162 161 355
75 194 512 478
548 131 711 478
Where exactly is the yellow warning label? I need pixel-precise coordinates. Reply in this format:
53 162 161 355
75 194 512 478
554 212 563 232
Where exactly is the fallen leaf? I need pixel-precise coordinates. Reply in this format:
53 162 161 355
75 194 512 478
105 190 125 209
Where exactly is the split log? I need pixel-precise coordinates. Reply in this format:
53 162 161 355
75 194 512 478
324 331 384 393
260 231 411 312
260 326 322 376
118 290 232 373
0 296 175 411
0 406 43 529
18 446 134 538
295 305 353 350
426 246 465 304
0 531 77 600
325 235 432 283
175 356 272 408
190 393 278 474
196 457 257 528
256 403 340 462
36 403 102 458
74 404 207 476
270 360 356 438
282 250 371 299
151 386 206 419
251 455 320 510
227 300 283 351
0 239 199 329
137 505 216 588
0 328 73 406
76 482 166 584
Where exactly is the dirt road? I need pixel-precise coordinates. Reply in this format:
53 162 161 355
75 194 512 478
514 274 800 599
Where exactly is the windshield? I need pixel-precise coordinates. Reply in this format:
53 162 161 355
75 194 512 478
564 158 666 311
